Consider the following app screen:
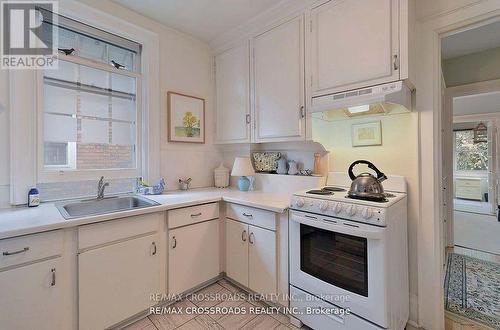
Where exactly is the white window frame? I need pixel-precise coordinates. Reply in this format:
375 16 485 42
9 0 160 203
36 52 143 182
452 128 489 174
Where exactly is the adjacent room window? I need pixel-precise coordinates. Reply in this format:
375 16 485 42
453 129 488 171
40 14 141 178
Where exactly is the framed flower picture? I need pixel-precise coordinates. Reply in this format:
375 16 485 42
167 91 205 143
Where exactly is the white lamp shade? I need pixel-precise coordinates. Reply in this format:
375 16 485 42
231 157 255 177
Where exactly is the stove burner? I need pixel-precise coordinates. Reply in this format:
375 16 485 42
306 189 334 195
346 195 388 203
322 186 347 192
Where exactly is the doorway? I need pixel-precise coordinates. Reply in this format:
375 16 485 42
441 22 500 329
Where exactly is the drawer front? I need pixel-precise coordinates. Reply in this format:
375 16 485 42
78 213 161 250
290 286 383 330
226 203 276 231
0 230 63 269
168 203 219 229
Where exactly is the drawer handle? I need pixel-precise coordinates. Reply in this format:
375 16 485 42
51 268 56 286
151 242 157 256
249 232 255 245
241 230 247 242
242 213 253 218
171 236 177 249
191 212 202 217
3 247 30 256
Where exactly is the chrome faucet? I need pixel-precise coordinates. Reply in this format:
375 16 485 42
97 176 109 200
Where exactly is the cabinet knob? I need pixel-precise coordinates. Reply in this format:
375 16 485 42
171 236 177 249
190 212 202 217
249 232 255 245
241 230 247 242
299 106 305 119
246 114 251 124
151 242 157 255
242 213 253 218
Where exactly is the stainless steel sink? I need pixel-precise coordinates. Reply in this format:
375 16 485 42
56 195 160 219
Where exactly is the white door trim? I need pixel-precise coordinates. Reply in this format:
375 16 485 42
417 3 500 329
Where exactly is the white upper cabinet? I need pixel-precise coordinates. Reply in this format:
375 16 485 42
310 0 400 95
215 42 251 143
253 15 306 143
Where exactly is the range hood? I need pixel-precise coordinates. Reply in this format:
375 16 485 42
310 81 413 117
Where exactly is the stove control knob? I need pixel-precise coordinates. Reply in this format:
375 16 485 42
362 208 373 219
319 201 329 212
334 203 343 214
296 198 305 208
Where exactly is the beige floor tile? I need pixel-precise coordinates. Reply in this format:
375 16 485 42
176 315 223 330
188 283 225 306
190 287 234 308
149 299 198 330
217 279 246 295
209 299 246 321
216 301 257 329
270 312 292 325
239 315 281 330
122 317 157 330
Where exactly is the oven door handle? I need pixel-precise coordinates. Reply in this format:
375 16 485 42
291 213 383 240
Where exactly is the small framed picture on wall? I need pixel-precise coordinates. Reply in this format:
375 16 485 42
352 121 382 147
167 91 205 143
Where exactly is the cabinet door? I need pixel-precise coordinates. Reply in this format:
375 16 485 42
253 15 305 143
248 225 277 295
0 258 62 330
225 219 249 286
169 220 220 295
311 0 399 95
215 42 251 143
79 234 160 330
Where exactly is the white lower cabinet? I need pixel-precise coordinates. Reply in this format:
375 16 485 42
169 219 220 295
225 219 249 285
78 233 160 330
225 218 277 295
0 257 62 330
248 225 276 295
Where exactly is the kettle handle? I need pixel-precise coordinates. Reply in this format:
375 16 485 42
348 160 387 182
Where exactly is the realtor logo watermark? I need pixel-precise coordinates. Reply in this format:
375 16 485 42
1 0 58 69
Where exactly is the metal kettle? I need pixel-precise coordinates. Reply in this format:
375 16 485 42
347 160 387 201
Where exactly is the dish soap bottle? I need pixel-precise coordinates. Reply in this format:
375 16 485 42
28 187 40 207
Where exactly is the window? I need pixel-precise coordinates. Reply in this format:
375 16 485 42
454 129 488 171
39 13 142 179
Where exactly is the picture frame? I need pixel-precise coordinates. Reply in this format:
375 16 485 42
352 121 382 147
167 91 205 143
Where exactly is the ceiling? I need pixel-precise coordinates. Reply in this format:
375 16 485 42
453 91 500 116
442 20 500 59
112 0 284 43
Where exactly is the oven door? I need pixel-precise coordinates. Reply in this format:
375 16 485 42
289 210 388 328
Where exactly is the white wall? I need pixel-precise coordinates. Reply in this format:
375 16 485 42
416 0 483 21
443 47 500 87
0 69 9 207
312 112 420 321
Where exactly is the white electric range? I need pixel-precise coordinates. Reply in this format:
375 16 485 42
288 172 409 330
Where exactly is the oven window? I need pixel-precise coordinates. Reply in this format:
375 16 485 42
300 223 368 297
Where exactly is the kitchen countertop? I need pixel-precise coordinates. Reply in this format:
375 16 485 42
0 188 291 240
